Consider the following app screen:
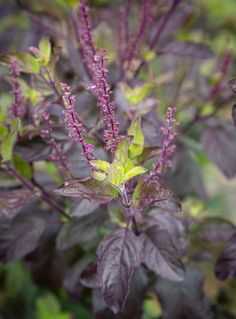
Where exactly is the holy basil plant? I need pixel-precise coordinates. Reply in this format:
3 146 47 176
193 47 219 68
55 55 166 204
0 0 236 317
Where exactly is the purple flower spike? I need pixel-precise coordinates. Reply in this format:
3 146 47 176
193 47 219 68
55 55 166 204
9 59 24 118
149 107 178 180
88 50 121 153
61 83 95 163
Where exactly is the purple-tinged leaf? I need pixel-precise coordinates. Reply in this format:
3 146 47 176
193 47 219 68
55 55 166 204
228 78 236 93
97 228 141 314
56 211 107 250
232 104 236 126
0 189 35 219
202 125 236 178
156 266 211 319
93 268 147 319
80 261 98 288
0 215 46 262
55 178 118 203
72 199 100 217
162 41 213 59
215 232 236 280
139 226 184 281
132 180 181 213
195 217 236 243
146 210 187 256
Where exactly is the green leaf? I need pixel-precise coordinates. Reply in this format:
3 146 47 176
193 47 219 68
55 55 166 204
90 159 110 172
124 83 153 104
91 171 107 181
36 293 70 319
39 36 51 66
128 117 145 158
0 126 8 138
106 160 125 186
0 107 7 124
124 166 147 182
13 155 32 180
114 137 132 166
0 51 40 74
1 118 21 162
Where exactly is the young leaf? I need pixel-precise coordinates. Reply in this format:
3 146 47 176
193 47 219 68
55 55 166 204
106 161 125 186
215 232 236 280
132 180 181 212
13 154 32 180
128 117 145 158
55 178 118 203
124 83 153 105
124 166 147 182
1 117 21 162
0 52 40 74
36 293 70 319
139 226 184 281
114 137 132 167
39 36 51 66
90 159 110 172
97 228 141 313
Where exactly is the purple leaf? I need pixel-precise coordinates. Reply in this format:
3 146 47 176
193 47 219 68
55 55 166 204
0 215 46 262
132 180 181 213
215 232 236 280
232 104 236 126
97 228 141 313
0 189 35 219
139 226 184 281
80 261 98 288
202 125 236 178
228 78 236 93
72 199 100 217
196 217 236 243
156 266 211 319
162 41 213 59
56 211 107 250
55 178 118 203
146 210 187 256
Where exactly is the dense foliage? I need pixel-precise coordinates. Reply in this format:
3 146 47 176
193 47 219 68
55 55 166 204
1 0 236 318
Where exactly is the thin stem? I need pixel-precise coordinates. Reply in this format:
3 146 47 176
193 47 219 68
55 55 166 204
5 164 69 219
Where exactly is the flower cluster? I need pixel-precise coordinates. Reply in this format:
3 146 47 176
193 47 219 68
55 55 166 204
9 59 24 118
61 83 94 163
149 107 178 179
79 0 96 77
88 50 121 153
41 112 72 176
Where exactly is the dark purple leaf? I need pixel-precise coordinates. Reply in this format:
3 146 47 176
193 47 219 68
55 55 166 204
156 266 211 319
139 226 184 281
97 228 141 313
72 199 100 217
165 145 207 198
228 78 236 93
232 104 236 126
80 261 98 288
56 211 107 250
146 210 187 256
93 268 147 319
55 178 118 203
0 215 46 262
0 189 35 219
162 41 213 59
196 217 236 243
132 180 181 213
202 125 236 178
215 232 236 280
